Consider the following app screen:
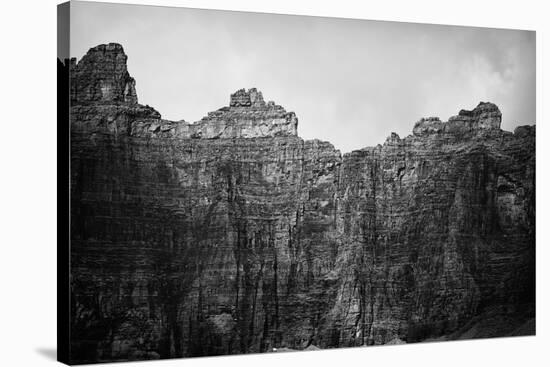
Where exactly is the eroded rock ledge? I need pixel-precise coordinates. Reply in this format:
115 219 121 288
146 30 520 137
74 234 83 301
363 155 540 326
168 88 298 139
412 102 502 136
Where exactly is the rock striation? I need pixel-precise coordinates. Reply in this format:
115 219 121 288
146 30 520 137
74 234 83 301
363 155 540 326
65 44 535 364
412 102 502 136
70 43 138 105
69 46 296 139
170 88 298 139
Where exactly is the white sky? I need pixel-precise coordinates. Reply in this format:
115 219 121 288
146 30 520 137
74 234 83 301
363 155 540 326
70 1 535 153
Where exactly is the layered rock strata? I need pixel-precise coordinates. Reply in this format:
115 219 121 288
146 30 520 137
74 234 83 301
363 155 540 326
66 43 535 363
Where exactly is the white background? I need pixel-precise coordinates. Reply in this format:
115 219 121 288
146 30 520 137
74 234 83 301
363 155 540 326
0 0 547 366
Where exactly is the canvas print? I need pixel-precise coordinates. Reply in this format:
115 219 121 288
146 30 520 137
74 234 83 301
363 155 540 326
57 1 536 364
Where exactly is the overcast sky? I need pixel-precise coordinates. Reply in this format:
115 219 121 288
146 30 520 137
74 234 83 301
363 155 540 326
70 1 535 153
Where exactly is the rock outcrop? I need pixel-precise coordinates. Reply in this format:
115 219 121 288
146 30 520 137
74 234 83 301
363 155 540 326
168 88 298 139
65 44 535 364
70 43 138 105
412 102 502 136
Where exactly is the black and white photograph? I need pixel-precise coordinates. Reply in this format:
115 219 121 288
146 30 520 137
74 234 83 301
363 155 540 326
55 0 539 364
2 0 549 366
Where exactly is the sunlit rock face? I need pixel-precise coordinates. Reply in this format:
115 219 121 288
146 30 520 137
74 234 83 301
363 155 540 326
175 88 299 139
412 102 502 137
66 44 535 363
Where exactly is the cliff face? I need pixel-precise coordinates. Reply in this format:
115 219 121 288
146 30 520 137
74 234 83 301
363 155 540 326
333 119 535 346
67 44 535 363
70 43 138 105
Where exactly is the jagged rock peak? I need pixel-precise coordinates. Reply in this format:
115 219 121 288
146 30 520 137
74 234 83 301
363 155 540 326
385 132 401 144
85 42 126 55
413 102 502 136
187 88 298 138
71 43 138 105
456 101 502 129
230 88 266 108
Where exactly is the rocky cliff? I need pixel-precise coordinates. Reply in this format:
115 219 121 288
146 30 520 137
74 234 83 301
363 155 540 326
65 43 535 363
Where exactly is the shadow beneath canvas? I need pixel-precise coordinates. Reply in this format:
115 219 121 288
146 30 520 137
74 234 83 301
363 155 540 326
36 348 57 360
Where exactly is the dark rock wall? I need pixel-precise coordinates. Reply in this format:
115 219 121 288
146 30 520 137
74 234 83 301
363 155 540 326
330 128 535 346
70 133 342 361
66 44 535 363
